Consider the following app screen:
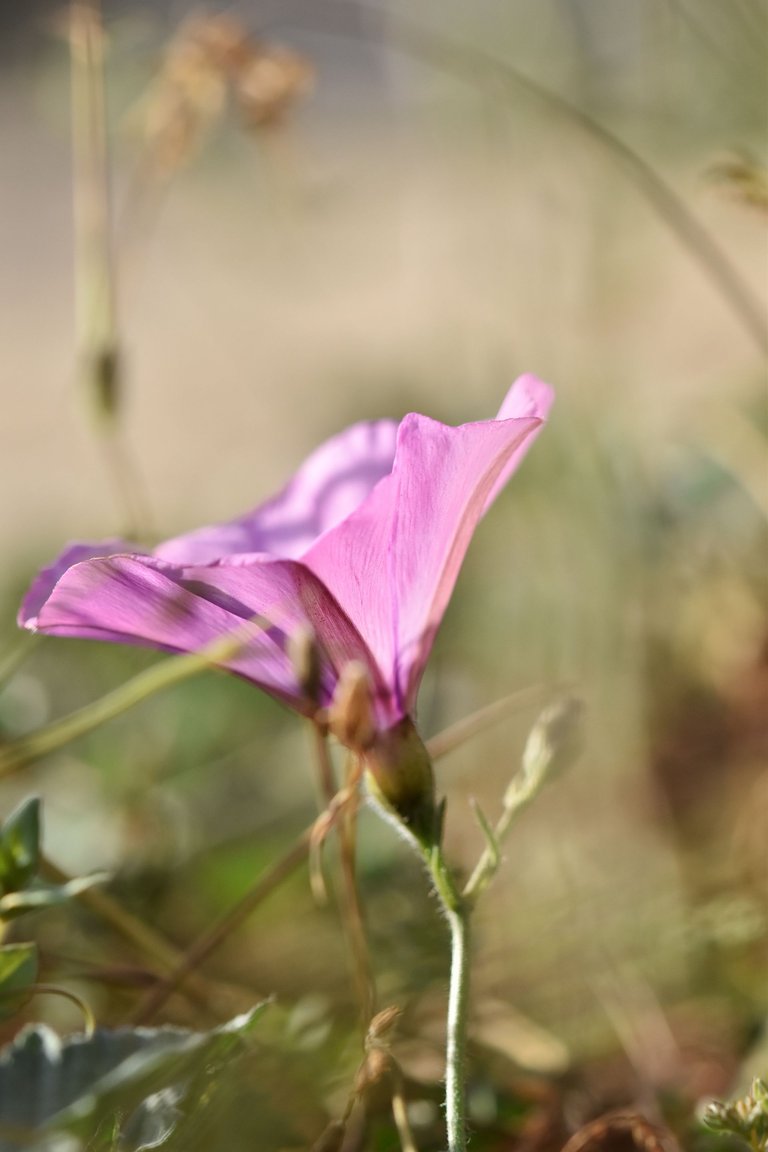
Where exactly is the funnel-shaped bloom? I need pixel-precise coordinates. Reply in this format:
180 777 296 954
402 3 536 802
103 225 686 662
20 376 552 832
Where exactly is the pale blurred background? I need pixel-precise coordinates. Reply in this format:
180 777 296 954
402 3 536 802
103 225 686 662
0 2 766 1146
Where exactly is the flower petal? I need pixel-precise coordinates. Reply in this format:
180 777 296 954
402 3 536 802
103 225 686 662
304 377 553 713
156 419 399 565
18 540 144 629
28 553 393 717
485 373 555 509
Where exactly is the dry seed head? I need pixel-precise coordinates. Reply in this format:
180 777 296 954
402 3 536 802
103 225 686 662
236 45 314 128
132 16 311 180
366 1004 402 1049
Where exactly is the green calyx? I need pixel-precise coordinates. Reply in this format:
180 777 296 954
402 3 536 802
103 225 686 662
364 718 438 848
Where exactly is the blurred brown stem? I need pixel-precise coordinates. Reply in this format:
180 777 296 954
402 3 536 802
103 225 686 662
310 727 376 1024
70 0 152 539
0 636 42 690
425 683 550 762
129 823 313 1024
40 853 211 1006
22 983 96 1037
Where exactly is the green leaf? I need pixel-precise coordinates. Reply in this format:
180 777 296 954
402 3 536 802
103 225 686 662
0 874 109 920
0 1001 271 1151
470 799 499 870
0 943 38 1020
0 797 41 896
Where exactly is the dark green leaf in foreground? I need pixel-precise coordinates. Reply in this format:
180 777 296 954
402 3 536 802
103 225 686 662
0 944 37 1021
0 1001 270 1151
0 796 107 920
0 798 40 896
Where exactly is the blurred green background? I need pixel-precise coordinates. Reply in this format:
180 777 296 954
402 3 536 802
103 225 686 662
0 2 766 1148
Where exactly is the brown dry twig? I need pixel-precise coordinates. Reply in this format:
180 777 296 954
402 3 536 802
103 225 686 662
561 1109 682 1152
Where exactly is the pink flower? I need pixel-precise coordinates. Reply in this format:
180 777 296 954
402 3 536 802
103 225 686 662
20 376 552 835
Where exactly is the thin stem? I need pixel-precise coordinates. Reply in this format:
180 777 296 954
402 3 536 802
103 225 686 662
444 904 470 1152
70 0 152 539
390 1067 419 1152
310 728 375 1023
461 775 537 904
311 721 337 808
338 755 376 1023
0 635 43 690
463 696 583 904
369 795 472 1149
14 983 97 1036
425 683 550 762
425 846 470 1152
0 619 268 778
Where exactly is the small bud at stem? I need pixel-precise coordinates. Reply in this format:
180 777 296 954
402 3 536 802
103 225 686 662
464 695 584 903
364 718 437 847
516 694 584 798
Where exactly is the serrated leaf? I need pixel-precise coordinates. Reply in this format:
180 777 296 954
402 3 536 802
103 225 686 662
0 944 37 1020
0 874 109 920
0 1001 271 1151
0 798 40 896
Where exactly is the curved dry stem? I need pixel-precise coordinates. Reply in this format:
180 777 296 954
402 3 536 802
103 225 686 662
13 983 97 1037
426 683 551 762
0 620 269 778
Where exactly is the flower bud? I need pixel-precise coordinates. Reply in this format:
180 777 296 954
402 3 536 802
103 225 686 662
364 718 437 847
328 661 376 750
514 695 583 802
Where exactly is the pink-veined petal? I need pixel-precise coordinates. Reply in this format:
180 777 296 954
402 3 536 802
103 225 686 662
180 554 394 718
29 553 394 717
485 374 555 509
304 376 553 713
156 419 399 565
18 540 145 629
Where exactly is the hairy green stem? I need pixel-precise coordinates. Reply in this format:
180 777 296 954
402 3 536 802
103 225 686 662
444 904 470 1152
426 846 470 1152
